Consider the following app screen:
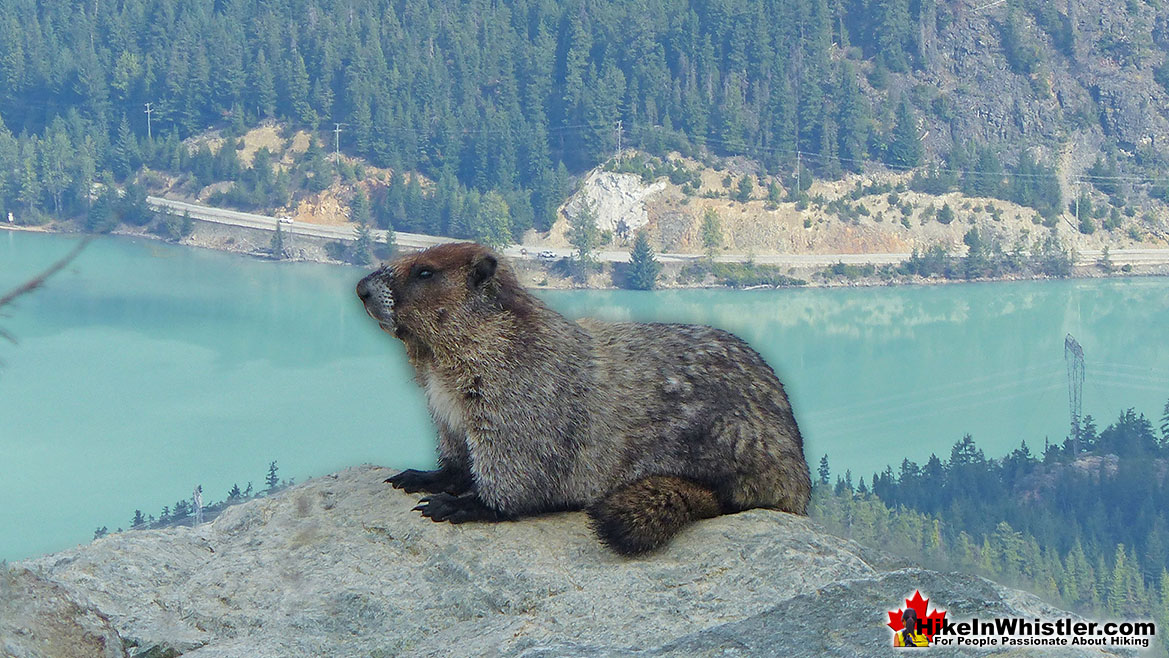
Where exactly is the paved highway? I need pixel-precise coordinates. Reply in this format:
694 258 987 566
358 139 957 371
148 196 1169 268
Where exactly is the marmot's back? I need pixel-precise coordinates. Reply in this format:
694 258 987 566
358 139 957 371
583 320 807 512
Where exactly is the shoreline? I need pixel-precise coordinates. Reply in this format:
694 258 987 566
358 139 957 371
7 221 1169 290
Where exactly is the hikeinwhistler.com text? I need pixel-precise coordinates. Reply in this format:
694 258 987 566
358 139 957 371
924 617 1155 649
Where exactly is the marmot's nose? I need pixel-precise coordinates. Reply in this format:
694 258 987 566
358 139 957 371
356 277 372 302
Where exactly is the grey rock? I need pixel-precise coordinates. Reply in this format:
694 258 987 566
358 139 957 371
10 465 1125 657
0 566 126 658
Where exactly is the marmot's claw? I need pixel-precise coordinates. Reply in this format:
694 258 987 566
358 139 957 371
386 468 436 493
414 493 456 521
413 493 497 523
387 468 474 495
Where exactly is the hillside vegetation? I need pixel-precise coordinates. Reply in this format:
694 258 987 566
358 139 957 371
2 0 1169 252
815 399 1169 651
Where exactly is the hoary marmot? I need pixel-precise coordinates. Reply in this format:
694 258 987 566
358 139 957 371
356 242 810 554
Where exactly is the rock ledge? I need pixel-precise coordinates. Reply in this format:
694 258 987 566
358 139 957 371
6 465 1120 657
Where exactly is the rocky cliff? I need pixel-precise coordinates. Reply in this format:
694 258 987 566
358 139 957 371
4 465 1129 657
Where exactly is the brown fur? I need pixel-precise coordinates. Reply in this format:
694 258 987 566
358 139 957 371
588 476 722 555
357 242 811 555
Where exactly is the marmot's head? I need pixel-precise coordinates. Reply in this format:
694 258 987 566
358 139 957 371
356 242 531 347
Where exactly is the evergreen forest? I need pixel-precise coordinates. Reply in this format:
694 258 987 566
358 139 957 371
3 0 1167 242
814 398 1169 648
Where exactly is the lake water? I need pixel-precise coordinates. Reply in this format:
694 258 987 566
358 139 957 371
2 230 1168 560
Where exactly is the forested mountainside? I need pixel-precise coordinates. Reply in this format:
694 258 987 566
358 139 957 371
814 400 1169 640
3 0 1169 242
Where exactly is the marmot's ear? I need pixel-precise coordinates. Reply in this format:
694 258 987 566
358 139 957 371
470 253 498 288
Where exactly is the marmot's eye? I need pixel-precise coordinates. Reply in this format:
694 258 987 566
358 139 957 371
417 268 434 280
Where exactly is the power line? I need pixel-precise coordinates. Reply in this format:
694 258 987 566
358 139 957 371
6 87 1169 188
973 0 1008 12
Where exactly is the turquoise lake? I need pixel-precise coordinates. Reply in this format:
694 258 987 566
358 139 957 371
2 230 1168 560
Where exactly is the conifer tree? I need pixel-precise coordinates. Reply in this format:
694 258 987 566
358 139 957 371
351 220 373 266
382 222 397 259
472 191 512 250
625 230 661 290
270 221 285 259
1160 399 1169 443
886 100 922 168
701 208 722 261
568 200 600 263
350 188 371 227
265 461 279 492
112 115 138 180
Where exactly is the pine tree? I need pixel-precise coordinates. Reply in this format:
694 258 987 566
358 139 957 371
39 126 73 218
836 62 872 169
112 115 139 180
736 175 754 203
768 182 782 206
472 191 512 249
350 188 371 227
270 221 285 259
701 208 722 260
382 223 397 259
818 455 831 485
624 230 661 290
180 211 193 238
265 461 279 492
404 175 425 226
132 510 145 527
874 0 913 71
351 221 374 266
287 51 315 127
253 50 277 119
1109 544 1131 614
86 188 116 233
937 203 955 225
886 100 922 168
1160 398 1169 444
568 200 600 262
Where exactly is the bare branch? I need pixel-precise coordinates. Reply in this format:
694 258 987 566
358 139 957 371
0 238 91 347
0 238 91 311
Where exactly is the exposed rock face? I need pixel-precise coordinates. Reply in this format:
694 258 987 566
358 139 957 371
562 171 667 236
0 567 126 658
8 465 1126 657
908 0 1169 166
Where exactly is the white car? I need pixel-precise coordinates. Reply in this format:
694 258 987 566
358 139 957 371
538 250 557 262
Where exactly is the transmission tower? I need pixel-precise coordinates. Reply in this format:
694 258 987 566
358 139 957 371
1064 334 1084 455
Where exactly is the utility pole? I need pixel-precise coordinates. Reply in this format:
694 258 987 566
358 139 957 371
332 122 346 161
793 22 803 196
1065 334 1085 456
615 120 623 160
144 102 153 141
193 485 204 525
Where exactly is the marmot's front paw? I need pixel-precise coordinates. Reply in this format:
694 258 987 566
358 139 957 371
385 468 472 495
385 468 443 493
413 493 503 524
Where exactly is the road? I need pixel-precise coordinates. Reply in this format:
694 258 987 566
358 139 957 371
147 196 455 251
147 196 1169 268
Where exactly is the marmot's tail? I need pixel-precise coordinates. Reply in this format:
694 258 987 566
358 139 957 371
587 476 721 555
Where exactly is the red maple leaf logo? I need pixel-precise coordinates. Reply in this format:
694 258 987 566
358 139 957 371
887 590 947 642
